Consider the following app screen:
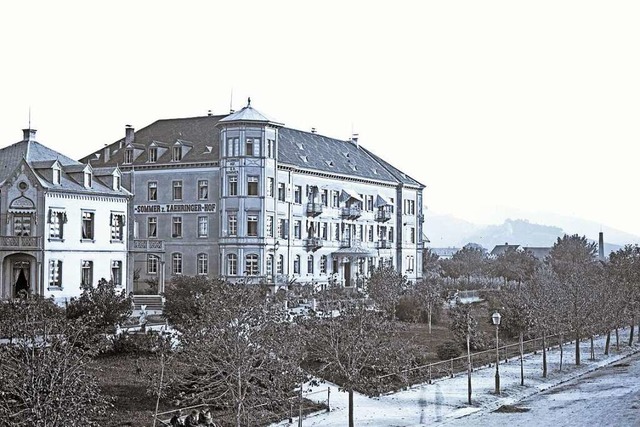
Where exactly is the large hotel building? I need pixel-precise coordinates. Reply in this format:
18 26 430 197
81 101 426 293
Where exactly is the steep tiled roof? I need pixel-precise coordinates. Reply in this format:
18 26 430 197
80 113 424 188
0 138 78 183
490 244 521 256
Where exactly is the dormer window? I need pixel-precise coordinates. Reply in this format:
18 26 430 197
124 148 133 164
172 146 182 161
52 168 61 185
114 174 121 190
84 172 92 188
148 147 158 163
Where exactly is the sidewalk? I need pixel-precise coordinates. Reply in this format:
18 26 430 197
271 328 640 426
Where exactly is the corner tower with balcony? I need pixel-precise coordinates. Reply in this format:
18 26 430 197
217 99 283 283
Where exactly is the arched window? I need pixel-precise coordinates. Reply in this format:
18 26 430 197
266 254 274 278
227 253 238 276
307 255 314 274
245 254 259 276
277 254 284 274
293 255 301 274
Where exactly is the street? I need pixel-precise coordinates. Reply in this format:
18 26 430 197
444 351 640 427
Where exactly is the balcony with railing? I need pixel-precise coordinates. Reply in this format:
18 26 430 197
0 236 42 250
304 237 324 251
341 206 362 219
375 239 393 250
306 202 323 217
132 239 165 252
374 209 392 222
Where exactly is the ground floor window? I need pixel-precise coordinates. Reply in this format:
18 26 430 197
227 254 237 276
245 254 259 276
49 260 62 288
172 253 183 275
197 253 208 275
147 255 158 274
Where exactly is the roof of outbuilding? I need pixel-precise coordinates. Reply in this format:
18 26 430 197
490 244 521 256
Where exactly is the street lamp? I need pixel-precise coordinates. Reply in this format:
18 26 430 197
492 311 502 395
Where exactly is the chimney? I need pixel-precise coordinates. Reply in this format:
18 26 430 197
207 110 213 116
351 133 359 148
103 144 110 163
311 127 317 134
125 125 134 146
599 232 605 260
22 128 37 141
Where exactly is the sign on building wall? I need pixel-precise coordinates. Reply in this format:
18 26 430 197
134 203 217 214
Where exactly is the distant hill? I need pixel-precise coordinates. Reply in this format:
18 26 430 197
425 212 639 255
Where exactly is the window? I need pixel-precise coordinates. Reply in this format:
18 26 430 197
53 168 61 185
334 222 340 240
245 254 259 276
247 215 258 237
410 227 416 244
148 181 157 201
172 181 183 200
198 180 209 200
266 215 274 238
172 146 182 161
293 255 300 274
110 213 125 241
267 139 274 157
294 220 302 239
246 138 260 156
267 178 274 197
278 219 288 239
198 253 209 275
277 254 284 274
278 183 286 201
48 260 62 288
81 211 94 240
321 222 328 240
111 260 122 286
404 199 415 215
266 254 273 278
49 210 65 240
228 176 238 196
13 214 32 236
388 226 394 242
228 213 237 236
114 175 121 190
320 255 327 274
198 216 208 238
247 176 259 196
124 149 133 164
368 226 374 242
81 261 93 287
172 217 183 238
307 255 314 274
367 195 374 211
294 186 302 204
172 253 183 275
148 147 158 163
406 255 415 272
321 190 328 206
84 172 92 188
147 255 158 274
227 137 239 156
332 190 339 208
148 217 158 238
227 253 238 275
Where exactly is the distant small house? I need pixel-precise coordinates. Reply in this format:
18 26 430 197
522 247 552 261
429 247 460 260
490 243 521 257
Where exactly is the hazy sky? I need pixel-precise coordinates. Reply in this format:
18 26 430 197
1 1 639 235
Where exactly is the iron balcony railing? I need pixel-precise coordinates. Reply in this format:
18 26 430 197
306 202 324 217
0 236 41 249
132 239 165 252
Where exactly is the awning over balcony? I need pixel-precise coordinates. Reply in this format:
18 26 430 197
333 245 375 257
422 232 430 243
374 195 391 207
341 189 362 203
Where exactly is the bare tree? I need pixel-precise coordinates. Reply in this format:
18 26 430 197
0 296 107 426
413 275 444 334
366 266 407 320
608 245 640 346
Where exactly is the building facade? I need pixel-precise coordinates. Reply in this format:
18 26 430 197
81 102 425 292
0 129 131 302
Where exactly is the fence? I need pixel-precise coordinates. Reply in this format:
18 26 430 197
378 334 560 389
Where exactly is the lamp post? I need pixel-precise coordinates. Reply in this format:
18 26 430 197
492 311 502 395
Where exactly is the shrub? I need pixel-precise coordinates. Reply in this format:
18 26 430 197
396 295 421 322
436 341 462 360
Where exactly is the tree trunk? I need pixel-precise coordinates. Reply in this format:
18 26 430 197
428 309 432 334
590 336 595 360
605 331 611 356
542 332 547 378
519 331 524 386
616 327 620 350
629 315 635 347
575 330 581 366
559 333 564 372
467 332 472 405
348 389 354 427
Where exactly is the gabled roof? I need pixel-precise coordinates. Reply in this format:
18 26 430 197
522 247 552 261
490 244 521 257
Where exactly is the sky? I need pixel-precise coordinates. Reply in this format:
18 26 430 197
1 1 639 236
